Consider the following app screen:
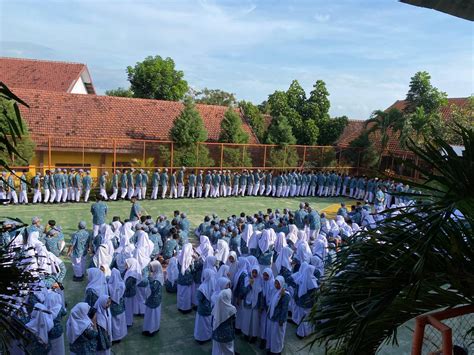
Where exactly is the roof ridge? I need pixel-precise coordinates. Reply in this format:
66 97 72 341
0 56 86 66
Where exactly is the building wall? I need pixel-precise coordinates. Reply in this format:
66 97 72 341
70 77 88 94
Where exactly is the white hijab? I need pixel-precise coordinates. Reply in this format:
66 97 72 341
275 246 293 273
217 264 230 279
310 255 325 279
120 222 134 242
297 264 318 297
66 302 92 344
108 268 125 304
262 268 276 307
245 266 262 308
198 268 215 301
94 294 111 336
124 258 142 283
225 251 238 280
211 277 231 308
166 257 179 285
274 232 287 254
258 229 274 253
86 267 108 296
246 255 259 274
93 244 113 268
149 260 164 285
178 243 194 275
241 223 253 244
296 241 312 264
287 224 298 244
135 230 154 257
212 289 236 330
269 276 287 318
111 220 122 238
215 239 230 263
26 303 53 344
196 235 212 259
100 224 115 244
295 230 307 250
233 257 249 292
44 290 62 319
247 231 260 250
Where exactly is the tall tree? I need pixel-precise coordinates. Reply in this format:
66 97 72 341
317 116 349 145
105 87 133 98
305 80 331 121
445 96 474 145
364 108 404 153
195 88 237 107
404 71 447 116
170 97 207 146
239 101 266 142
265 115 297 145
219 108 249 144
127 55 188 101
286 80 306 114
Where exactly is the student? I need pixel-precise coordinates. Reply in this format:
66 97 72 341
165 256 178 293
194 268 215 343
123 258 141 327
85 268 108 308
226 251 238 281
177 243 194 313
108 268 127 343
66 302 98 355
266 276 291 354
44 291 67 355
241 266 263 342
143 260 164 336
215 239 230 266
275 246 293 283
94 294 112 355
162 232 179 260
83 171 92 202
68 221 91 281
260 268 276 349
25 303 53 354
293 264 318 338
212 289 237 355
233 257 249 334
211 277 231 308
129 196 141 222
91 196 108 237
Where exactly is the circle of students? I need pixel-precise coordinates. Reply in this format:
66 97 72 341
5 187 415 355
1 167 412 206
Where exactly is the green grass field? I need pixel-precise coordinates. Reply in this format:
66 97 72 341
2 196 413 354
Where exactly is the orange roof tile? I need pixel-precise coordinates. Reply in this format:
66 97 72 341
0 57 94 93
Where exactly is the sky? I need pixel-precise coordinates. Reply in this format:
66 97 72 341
0 0 472 118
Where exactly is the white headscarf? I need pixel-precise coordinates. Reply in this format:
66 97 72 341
245 266 262 308
133 246 151 272
93 244 113 269
108 268 125 304
124 258 142 283
258 229 274 253
297 264 318 297
269 276 287 318
178 243 193 275
86 267 108 296
26 303 53 344
246 255 259 274
111 220 122 238
275 246 293 273
135 230 154 257
296 241 312 264
211 277 231 308
115 244 134 273
215 239 230 263
295 230 307 250
149 260 164 285
100 224 115 244
44 290 62 319
196 235 212 259
287 224 298 244
262 268 276 307
310 255 324 279
212 289 236 330
233 257 249 291
198 268 215 301
225 251 238 280
66 302 92 344
274 232 287 254
166 257 179 285
241 223 253 244
27 230 41 248
120 222 134 242
217 264 230 279
247 231 260 250
94 294 111 336
352 223 361 234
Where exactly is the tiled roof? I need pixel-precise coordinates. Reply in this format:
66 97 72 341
13 88 259 150
0 57 93 93
337 98 470 153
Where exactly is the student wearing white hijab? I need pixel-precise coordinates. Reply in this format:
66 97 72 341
94 294 112 355
177 243 195 313
274 232 287 257
66 302 98 355
44 291 67 355
265 276 291 354
25 303 54 354
143 260 164 336
274 246 293 282
295 241 312 270
240 223 253 255
293 264 318 338
225 251 238 281
123 258 141 326
260 268 276 349
93 244 113 270
194 268 216 343
241 265 263 341
211 277 231 308
215 239 230 265
217 264 230 280
133 230 153 316
257 228 275 270
196 235 213 259
165 256 179 293
107 268 127 343
212 289 237 355
286 224 298 248
85 268 108 307
310 255 325 281
233 257 249 333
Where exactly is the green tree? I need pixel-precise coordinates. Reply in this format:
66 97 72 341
219 108 249 144
127 55 188 101
265 115 297 146
239 101 266 142
286 80 306 114
346 132 379 169
305 80 331 121
445 96 474 145
266 146 300 168
222 147 252 167
317 116 349 145
195 88 237 107
299 118 319 145
404 71 448 116
105 87 133 97
365 108 404 153
267 90 289 117
310 125 474 354
170 97 208 146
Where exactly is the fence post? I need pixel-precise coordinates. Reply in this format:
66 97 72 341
263 146 267 169
48 136 51 169
302 146 307 168
143 141 146 167
220 143 224 170
170 142 174 173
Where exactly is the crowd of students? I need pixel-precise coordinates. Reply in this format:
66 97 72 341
4 191 414 354
1 168 411 209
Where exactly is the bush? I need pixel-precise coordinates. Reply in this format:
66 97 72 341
266 147 300 168
222 147 252 168
156 144 214 167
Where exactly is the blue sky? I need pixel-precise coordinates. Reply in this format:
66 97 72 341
1 0 472 118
